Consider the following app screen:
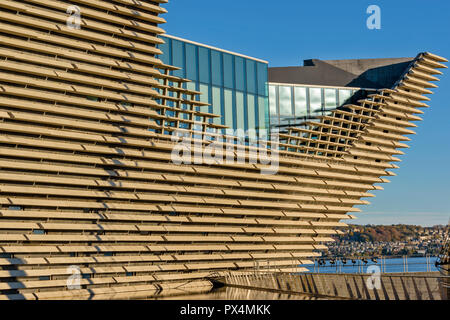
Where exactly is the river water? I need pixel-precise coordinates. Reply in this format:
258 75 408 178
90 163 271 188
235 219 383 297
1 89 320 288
302 256 438 274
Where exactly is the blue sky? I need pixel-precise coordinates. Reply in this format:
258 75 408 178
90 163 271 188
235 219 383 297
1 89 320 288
162 0 450 227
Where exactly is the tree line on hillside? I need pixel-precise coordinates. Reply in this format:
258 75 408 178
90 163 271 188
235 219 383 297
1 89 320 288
335 224 446 243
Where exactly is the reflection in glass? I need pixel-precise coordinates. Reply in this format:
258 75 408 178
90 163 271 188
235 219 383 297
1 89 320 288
247 94 256 131
212 86 222 125
223 53 234 89
279 86 293 117
339 89 352 106
257 63 268 96
158 36 271 138
224 89 234 129
198 47 210 84
172 39 184 78
309 87 322 113
166 87 174 107
158 38 170 65
211 50 222 86
246 60 256 94
235 57 245 91
186 82 196 91
258 96 268 137
269 85 277 116
185 81 196 119
199 84 209 105
269 114 279 128
236 91 245 130
324 88 337 110
185 43 197 81
294 87 308 118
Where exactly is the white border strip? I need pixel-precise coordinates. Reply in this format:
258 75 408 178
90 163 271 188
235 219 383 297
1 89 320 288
268 81 377 91
162 34 269 64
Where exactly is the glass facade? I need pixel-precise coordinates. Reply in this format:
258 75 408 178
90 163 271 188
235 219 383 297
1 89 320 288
158 35 269 137
157 35 372 138
268 84 368 130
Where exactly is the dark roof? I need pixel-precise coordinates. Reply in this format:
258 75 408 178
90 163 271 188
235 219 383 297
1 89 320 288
268 57 414 89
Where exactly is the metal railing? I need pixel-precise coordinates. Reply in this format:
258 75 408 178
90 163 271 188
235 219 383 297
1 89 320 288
308 255 437 274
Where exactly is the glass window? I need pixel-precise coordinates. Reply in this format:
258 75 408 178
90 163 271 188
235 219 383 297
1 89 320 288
224 89 234 129
212 86 222 125
339 89 352 106
294 86 308 117
257 62 268 96
247 94 256 131
279 118 290 127
198 47 210 84
171 39 184 78
193 122 203 132
166 91 174 108
199 84 209 104
158 37 170 65
309 87 322 113
246 60 256 94
324 88 337 110
223 53 234 89
270 114 279 129
235 91 245 130
184 82 196 120
186 82 197 92
279 86 293 118
269 85 278 116
166 109 175 117
185 43 198 81
258 96 268 135
235 57 245 91
211 50 222 86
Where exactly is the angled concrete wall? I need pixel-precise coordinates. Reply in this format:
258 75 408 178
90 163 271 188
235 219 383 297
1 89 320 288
221 272 447 300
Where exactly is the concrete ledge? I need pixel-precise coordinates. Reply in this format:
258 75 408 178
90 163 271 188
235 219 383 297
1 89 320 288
218 272 447 300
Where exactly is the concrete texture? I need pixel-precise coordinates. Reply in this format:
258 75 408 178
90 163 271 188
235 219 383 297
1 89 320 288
220 272 448 300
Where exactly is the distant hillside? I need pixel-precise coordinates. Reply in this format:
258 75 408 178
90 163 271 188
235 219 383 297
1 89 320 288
335 224 446 243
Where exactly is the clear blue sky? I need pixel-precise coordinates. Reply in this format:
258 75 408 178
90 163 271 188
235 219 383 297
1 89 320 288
162 0 450 227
